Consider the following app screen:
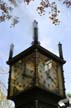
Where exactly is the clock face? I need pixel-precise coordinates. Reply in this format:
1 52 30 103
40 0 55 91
10 54 35 96
11 76 32 92
38 58 58 93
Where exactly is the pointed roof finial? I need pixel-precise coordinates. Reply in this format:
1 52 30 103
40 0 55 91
8 43 14 60
58 42 64 59
32 20 40 45
33 20 38 28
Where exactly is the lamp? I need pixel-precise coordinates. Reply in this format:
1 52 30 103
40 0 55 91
58 98 69 108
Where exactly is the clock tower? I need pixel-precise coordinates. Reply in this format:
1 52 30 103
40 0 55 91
7 20 66 108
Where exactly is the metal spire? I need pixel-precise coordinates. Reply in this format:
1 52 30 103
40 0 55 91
58 42 64 59
32 20 40 45
8 43 14 60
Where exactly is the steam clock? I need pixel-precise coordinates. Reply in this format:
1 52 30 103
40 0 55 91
7 20 66 108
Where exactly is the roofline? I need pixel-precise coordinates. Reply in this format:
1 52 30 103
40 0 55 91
37 45 66 64
7 44 66 65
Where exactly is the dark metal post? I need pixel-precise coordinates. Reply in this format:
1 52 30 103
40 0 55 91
8 44 14 60
32 20 40 45
35 100 38 108
58 42 66 97
58 42 63 59
7 43 14 98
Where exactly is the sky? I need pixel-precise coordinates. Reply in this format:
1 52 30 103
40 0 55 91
0 0 71 95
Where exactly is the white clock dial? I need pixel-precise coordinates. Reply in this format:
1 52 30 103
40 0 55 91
10 58 34 96
11 65 33 92
38 60 58 92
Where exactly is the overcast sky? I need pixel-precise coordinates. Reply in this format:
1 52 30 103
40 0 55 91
0 0 71 95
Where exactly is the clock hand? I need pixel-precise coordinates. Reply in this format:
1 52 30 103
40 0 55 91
48 76 56 84
22 73 32 78
45 69 56 84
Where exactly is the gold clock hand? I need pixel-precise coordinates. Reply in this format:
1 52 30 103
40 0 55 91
49 76 56 84
22 73 32 78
